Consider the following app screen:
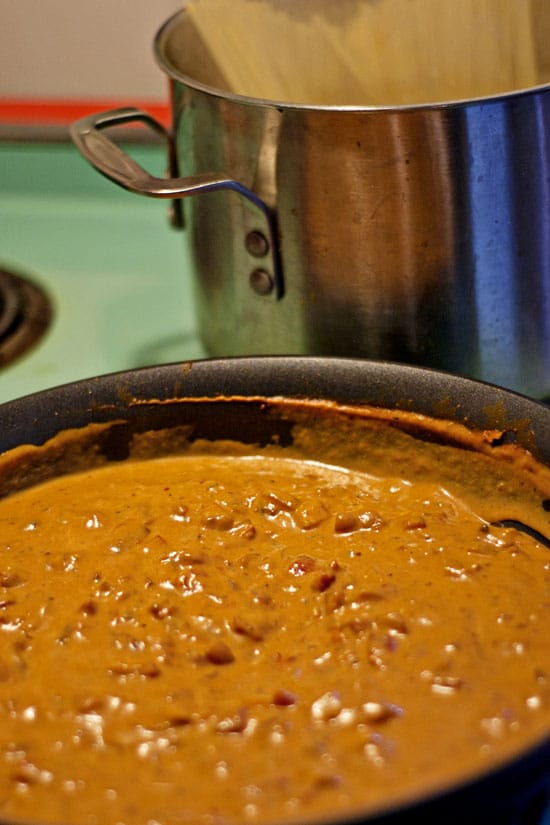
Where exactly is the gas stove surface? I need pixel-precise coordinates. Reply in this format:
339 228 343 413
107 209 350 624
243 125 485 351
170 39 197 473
0 140 206 405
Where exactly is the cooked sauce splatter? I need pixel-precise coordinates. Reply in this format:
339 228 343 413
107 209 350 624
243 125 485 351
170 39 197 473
0 447 549 825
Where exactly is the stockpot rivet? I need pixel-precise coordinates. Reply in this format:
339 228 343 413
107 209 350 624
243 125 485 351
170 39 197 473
249 269 275 296
245 230 270 257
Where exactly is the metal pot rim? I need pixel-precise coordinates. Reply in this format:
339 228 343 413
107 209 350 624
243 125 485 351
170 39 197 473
153 8 550 113
3 356 550 450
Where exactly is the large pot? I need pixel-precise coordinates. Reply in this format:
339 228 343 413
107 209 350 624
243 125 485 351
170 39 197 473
70 2 550 400
1 356 550 824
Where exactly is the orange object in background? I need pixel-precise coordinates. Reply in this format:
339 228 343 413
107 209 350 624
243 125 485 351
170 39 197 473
0 98 170 137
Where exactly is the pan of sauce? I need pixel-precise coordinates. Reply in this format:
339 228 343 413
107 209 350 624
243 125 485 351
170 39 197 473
0 356 549 825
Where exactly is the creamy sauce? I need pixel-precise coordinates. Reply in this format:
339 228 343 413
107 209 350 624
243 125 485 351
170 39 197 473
0 437 549 825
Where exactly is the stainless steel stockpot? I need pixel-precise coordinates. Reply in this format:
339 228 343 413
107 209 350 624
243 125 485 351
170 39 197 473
71 2 550 399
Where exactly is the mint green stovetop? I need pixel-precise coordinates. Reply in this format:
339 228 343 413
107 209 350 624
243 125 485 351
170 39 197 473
0 140 206 404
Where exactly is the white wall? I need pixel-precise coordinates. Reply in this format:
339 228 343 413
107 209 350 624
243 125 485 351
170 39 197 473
0 1 181 101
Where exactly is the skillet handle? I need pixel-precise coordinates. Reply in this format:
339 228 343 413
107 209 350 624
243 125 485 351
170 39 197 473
70 107 284 299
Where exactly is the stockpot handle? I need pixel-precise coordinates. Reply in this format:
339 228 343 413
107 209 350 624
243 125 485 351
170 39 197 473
70 107 283 299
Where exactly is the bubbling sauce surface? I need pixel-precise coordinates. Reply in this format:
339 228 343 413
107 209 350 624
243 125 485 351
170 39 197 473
0 427 549 825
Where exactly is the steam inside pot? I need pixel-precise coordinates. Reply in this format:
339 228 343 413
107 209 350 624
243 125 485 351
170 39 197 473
182 0 550 105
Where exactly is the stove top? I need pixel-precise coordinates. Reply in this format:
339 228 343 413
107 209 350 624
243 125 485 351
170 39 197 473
0 140 206 404
0 266 51 366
